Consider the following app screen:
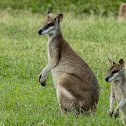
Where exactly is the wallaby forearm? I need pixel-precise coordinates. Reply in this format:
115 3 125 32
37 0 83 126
39 52 60 83
115 98 126 111
41 59 58 77
109 87 115 112
109 96 115 112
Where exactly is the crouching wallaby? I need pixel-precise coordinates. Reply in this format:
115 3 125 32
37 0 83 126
105 58 126 125
38 11 100 115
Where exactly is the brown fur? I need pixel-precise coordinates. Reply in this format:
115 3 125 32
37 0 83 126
118 3 126 22
38 12 100 115
106 59 126 125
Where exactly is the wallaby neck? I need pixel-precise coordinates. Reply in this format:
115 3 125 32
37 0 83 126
48 28 63 42
114 74 125 85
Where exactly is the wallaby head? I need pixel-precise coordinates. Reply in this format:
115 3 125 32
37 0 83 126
105 58 125 82
38 11 63 36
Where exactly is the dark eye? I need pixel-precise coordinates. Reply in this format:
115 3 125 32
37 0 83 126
112 70 119 74
48 23 54 27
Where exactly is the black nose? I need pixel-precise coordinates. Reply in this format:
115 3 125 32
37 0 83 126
105 77 109 82
38 30 42 35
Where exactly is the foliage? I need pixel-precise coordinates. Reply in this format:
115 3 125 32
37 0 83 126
0 0 126 15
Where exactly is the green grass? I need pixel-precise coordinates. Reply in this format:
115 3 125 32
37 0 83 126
0 10 126 125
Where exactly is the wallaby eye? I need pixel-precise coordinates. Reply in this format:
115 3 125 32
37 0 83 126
112 70 119 74
48 23 54 27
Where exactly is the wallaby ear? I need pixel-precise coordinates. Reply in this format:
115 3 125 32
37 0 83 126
55 14 63 23
47 11 54 18
119 59 125 69
108 58 116 66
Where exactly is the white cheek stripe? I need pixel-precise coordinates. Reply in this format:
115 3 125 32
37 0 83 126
108 73 119 82
42 27 53 34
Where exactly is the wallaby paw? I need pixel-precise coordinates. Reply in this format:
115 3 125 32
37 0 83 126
41 81 46 86
38 74 46 86
114 112 119 118
109 111 113 117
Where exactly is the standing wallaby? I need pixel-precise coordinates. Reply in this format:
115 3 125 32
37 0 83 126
38 11 100 115
105 58 126 125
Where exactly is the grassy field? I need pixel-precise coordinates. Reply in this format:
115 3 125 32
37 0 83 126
0 10 126 125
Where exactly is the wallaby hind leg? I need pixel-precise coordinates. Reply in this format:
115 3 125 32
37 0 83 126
57 83 76 114
57 73 95 115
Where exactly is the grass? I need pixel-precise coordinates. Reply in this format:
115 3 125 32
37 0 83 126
0 10 126 125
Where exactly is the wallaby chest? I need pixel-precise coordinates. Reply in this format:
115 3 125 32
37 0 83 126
112 82 126 103
47 39 59 60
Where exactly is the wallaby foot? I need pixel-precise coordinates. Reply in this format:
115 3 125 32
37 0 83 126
60 105 68 115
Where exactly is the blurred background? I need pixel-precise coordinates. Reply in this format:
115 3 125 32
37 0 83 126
0 0 126 16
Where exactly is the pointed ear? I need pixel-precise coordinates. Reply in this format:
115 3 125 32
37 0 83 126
119 59 125 69
108 58 116 66
55 14 63 23
47 11 54 18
